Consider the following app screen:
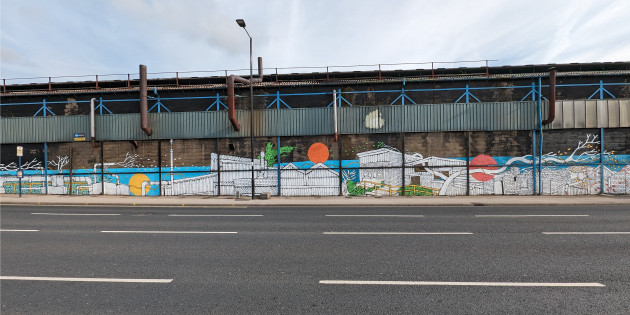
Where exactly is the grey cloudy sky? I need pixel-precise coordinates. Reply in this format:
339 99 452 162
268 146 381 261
1 0 629 80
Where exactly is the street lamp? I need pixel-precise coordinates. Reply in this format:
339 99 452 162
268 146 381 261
236 19 255 199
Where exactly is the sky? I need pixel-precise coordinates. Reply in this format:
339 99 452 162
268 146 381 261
1 0 629 81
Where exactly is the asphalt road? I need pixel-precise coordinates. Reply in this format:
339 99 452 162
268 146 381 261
1 205 629 314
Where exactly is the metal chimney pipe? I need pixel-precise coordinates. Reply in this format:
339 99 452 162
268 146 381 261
226 58 263 131
139 64 153 135
542 67 556 125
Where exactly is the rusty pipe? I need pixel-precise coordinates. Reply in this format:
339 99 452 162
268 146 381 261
139 64 152 136
227 58 263 131
542 67 556 125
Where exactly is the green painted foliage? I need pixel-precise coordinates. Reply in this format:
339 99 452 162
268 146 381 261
260 142 297 167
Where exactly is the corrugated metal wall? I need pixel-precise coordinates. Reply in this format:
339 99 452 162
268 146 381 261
547 99 630 129
0 115 90 143
339 101 537 134
2 100 628 144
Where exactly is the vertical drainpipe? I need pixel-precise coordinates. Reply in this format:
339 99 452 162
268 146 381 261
139 65 153 136
542 68 556 125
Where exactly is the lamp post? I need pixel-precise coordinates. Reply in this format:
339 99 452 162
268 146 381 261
236 19 255 199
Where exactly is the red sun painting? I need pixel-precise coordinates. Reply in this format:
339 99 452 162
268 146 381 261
470 154 498 182
308 142 329 164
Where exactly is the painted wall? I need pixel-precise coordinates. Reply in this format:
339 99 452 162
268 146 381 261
1 129 629 196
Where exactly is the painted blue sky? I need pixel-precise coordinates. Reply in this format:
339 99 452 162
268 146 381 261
2 0 629 80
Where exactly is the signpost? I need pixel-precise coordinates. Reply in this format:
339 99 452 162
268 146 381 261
17 146 23 197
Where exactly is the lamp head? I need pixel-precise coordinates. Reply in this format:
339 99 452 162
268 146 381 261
236 19 246 28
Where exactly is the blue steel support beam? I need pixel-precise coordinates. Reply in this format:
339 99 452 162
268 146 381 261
206 93 227 111
588 80 616 99
95 97 113 115
454 84 481 103
327 90 352 107
33 99 55 116
267 91 291 109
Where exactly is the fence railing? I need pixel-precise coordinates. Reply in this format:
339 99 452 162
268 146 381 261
1 60 500 92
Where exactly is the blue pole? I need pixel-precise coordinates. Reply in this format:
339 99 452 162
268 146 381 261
532 130 537 195
599 128 605 195
600 80 604 99
466 84 470 103
44 142 48 194
277 136 281 196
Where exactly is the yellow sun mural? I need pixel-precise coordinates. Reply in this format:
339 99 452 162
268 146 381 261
129 173 150 196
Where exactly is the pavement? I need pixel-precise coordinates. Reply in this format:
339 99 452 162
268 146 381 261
1 193 630 207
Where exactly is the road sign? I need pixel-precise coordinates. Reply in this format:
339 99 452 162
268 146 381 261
17 146 23 157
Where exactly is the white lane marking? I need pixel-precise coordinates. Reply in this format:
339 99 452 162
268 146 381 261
319 280 605 287
0 229 39 232
168 214 263 217
100 231 237 234
476 215 589 217
543 232 630 235
323 232 472 235
31 213 121 216
0 276 172 283
326 215 424 217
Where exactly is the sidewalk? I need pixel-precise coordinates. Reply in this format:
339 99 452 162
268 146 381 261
1 193 629 207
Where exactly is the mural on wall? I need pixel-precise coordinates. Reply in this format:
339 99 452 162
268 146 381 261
1 135 629 196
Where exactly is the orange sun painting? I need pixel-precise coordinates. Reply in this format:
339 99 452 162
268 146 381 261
308 142 329 164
